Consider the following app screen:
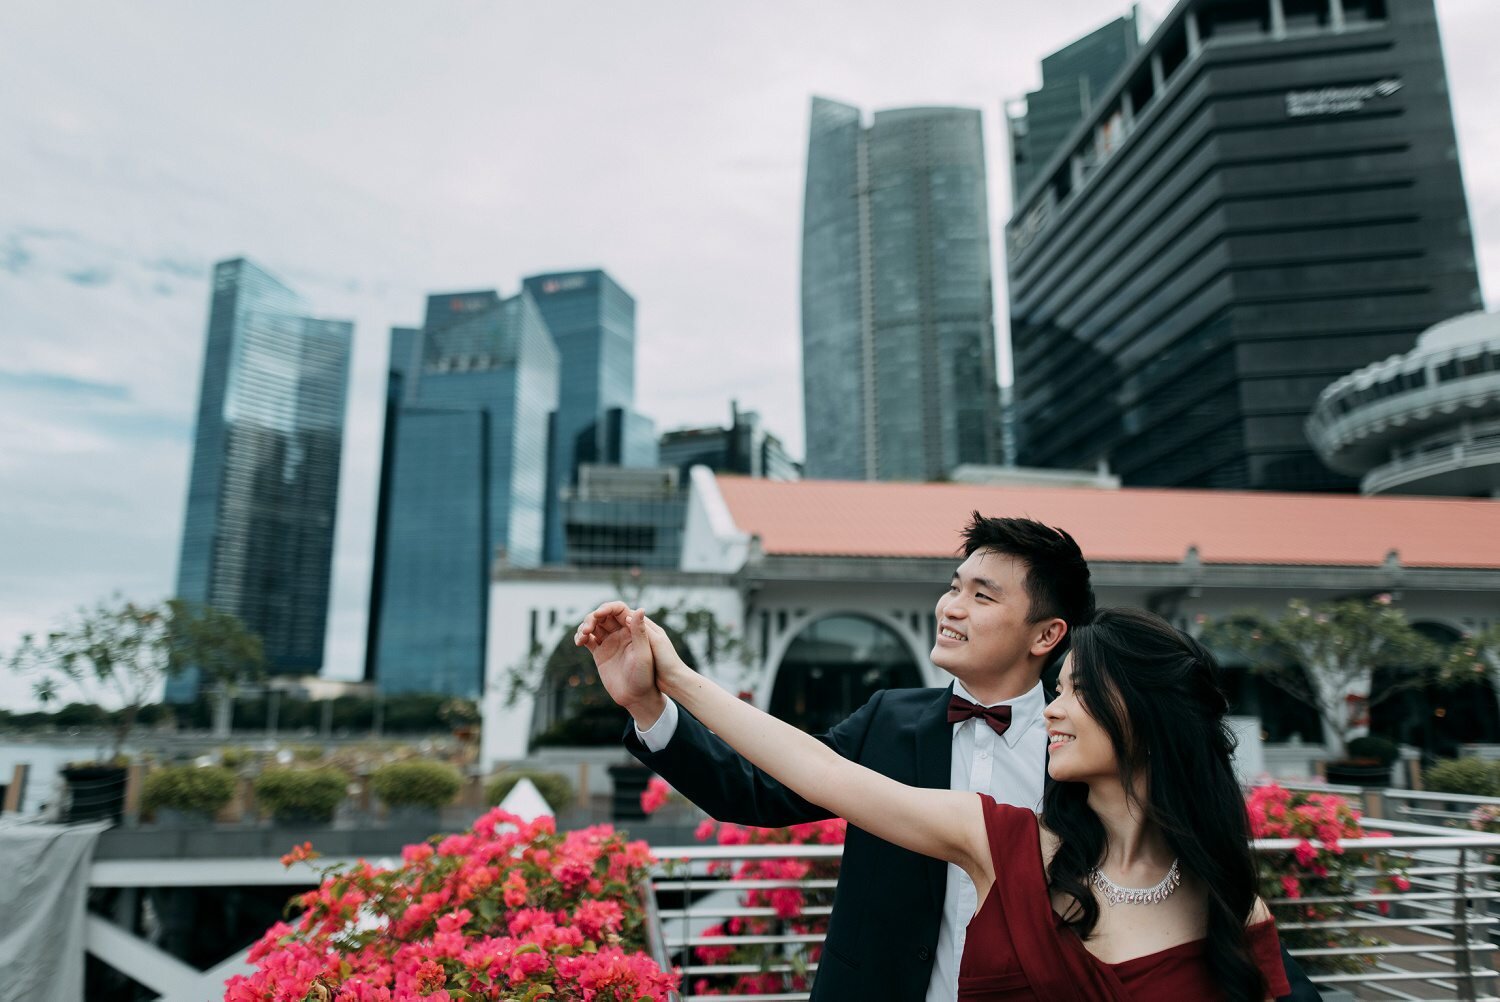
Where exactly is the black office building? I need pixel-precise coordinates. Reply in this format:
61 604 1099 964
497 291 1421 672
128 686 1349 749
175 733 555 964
1006 0 1481 491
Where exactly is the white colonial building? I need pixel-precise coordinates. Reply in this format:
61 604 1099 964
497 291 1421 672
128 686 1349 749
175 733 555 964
482 468 1500 770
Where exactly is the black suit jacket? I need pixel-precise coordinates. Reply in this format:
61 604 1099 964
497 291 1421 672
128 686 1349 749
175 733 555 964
626 685 1322 1001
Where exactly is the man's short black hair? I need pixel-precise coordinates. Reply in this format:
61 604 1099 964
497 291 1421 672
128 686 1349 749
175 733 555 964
959 512 1095 628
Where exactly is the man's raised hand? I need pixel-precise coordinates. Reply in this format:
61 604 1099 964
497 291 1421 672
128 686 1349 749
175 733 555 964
575 601 666 729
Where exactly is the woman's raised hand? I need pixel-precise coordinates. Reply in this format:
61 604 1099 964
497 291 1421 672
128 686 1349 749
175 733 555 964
575 602 665 726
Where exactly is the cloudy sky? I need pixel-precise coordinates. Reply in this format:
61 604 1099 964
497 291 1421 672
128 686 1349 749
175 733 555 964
2 0 1497 700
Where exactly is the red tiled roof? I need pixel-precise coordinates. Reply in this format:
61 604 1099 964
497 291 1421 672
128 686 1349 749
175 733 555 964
713 476 1500 569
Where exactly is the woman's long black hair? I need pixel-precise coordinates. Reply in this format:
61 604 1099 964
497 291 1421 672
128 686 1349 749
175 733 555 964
1042 607 1264 1002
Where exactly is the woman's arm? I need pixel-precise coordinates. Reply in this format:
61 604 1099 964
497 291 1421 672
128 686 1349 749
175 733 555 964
586 609 993 890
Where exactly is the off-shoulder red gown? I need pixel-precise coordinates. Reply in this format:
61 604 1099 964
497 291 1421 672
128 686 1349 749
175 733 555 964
958 795 1291 1001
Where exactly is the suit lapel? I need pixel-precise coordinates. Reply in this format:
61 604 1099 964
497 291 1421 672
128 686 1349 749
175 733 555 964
915 685 955 914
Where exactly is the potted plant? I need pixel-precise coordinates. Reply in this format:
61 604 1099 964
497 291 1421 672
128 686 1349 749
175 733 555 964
142 764 237 826
253 766 349 825
370 759 462 827
59 757 131 825
1325 735 1399 787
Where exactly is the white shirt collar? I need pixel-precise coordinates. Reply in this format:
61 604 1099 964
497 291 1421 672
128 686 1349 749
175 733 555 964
950 679 1046 749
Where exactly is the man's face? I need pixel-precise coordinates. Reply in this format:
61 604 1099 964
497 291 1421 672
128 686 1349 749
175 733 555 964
931 550 1042 684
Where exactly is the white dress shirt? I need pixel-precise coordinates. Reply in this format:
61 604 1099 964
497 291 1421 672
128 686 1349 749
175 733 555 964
925 680 1046 1002
633 681 1047 1002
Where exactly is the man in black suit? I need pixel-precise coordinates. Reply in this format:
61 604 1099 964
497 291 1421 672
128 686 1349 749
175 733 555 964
580 513 1321 1001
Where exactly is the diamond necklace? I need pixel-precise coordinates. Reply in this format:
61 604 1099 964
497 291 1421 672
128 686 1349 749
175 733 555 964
1089 858 1182 906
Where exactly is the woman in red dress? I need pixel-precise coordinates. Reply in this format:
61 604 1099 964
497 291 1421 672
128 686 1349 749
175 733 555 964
578 606 1290 1002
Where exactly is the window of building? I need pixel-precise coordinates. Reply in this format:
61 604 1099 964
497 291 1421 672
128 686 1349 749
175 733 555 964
1052 167 1073 205
1399 369 1427 392
1159 22 1190 80
1198 0 1272 41
1128 69 1157 118
1342 0 1388 25
1282 0 1331 30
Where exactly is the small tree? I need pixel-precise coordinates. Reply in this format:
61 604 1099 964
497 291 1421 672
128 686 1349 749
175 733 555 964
9 597 179 759
1203 596 1438 758
9 596 266 757
166 598 265 738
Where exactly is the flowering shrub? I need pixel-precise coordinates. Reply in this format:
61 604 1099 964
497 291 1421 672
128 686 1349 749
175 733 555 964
225 808 678 1001
1249 783 1409 974
1469 804 1500 835
640 777 671 816
682 818 846 998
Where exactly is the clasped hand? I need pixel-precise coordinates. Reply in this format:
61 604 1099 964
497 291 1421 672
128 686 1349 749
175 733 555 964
573 601 684 728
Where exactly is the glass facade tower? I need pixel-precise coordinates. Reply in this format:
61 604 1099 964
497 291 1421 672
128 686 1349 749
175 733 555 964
367 291 559 696
1006 0 1482 491
519 270 653 562
1007 14 1139 199
169 258 352 701
801 98 1002 482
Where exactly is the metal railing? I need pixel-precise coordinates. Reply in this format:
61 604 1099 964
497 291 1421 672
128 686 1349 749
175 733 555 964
649 821 1500 1002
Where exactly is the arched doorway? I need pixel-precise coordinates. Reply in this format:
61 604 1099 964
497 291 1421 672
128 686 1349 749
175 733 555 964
769 615 923 733
529 621 696 748
1372 621 1498 755
1203 620 1322 744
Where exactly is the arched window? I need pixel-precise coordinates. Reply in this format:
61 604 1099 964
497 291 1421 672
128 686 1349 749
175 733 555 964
529 623 695 748
769 615 923 733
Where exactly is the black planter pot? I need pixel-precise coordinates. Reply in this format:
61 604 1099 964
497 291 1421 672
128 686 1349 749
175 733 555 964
608 764 653 822
61 765 128 825
1324 761 1391 787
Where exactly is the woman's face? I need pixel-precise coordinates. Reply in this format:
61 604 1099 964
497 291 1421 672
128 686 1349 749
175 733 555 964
1043 652 1120 783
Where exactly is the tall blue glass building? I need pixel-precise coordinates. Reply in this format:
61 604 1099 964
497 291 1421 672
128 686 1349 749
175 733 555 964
519 270 655 562
1006 14 1139 200
801 99 1002 482
367 290 559 696
169 258 353 701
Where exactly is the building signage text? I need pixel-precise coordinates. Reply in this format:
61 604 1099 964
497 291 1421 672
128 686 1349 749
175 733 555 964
1285 78 1402 118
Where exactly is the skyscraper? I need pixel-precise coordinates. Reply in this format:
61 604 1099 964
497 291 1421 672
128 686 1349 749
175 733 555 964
1007 13 1139 199
367 290 558 696
169 258 352 701
801 98 1002 482
519 270 654 562
1006 0 1482 491
657 402 802 483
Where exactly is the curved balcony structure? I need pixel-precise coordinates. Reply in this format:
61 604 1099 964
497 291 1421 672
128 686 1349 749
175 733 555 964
1307 312 1500 497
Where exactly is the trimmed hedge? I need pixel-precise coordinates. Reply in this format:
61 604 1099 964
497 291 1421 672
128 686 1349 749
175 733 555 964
370 760 463 809
485 770 574 813
1426 758 1500 797
254 767 350 823
142 765 237 816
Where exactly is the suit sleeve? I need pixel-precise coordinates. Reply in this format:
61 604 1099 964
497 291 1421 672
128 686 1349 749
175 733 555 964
623 689 887 827
1276 942 1322 1002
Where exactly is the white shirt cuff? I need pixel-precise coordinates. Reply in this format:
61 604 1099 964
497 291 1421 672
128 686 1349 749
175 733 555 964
633 696 679 753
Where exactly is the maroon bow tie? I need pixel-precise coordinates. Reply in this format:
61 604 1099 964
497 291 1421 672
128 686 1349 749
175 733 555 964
947 695 1012 736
